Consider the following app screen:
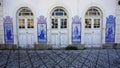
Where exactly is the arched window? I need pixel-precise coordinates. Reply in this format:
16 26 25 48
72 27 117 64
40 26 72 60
51 7 68 28
17 7 34 29
85 7 102 28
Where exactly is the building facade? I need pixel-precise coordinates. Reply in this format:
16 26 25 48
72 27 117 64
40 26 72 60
0 0 119 48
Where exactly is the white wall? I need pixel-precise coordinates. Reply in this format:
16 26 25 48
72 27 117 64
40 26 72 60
116 0 120 43
3 0 116 45
0 0 3 44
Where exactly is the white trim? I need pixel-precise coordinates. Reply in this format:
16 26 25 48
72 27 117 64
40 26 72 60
46 3 72 45
13 3 37 45
81 3 105 47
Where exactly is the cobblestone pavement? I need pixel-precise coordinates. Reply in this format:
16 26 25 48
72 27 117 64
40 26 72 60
0 49 120 68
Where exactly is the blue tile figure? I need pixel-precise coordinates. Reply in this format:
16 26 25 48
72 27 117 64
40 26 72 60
105 15 116 43
38 25 45 40
73 26 80 39
6 29 12 40
37 16 47 43
72 15 81 44
4 16 14 44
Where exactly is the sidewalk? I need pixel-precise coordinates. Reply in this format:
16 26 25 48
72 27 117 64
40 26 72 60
0 49 120 68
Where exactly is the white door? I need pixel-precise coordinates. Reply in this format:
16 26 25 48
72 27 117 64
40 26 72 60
18 18 34 48
84 18 101 47
51 18 68 48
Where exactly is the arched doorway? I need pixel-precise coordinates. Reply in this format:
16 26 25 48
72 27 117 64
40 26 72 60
50 7 68 48
84 7 102 47
17 7 34 48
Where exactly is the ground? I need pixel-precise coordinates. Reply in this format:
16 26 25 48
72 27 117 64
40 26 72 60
0 49 120 68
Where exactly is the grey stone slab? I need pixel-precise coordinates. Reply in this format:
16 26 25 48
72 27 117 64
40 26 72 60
6 61 19 68
97 59 109 68
72 60 82 68
0 49 120 68
76 57 86 63
59 60 69 68
84 60 95 68
82 65 89 68
20 60 32 68
0 54 8 66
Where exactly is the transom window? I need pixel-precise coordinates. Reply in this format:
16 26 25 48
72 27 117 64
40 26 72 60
51 7 68 29
52 8 67 16
85 7 101 16
18 7 34 29
85 7 102 29
19 8 33 16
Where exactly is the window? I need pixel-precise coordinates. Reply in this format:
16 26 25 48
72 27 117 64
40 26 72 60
94 19 100 28
19 19 25 28
18 7 34 29
85 7 100 16
85 7 102 29
52 19 58 28
19 8 33 16
61 19 67 28
85 19 91 28
27 19 34 28
52 8 67 16
51 7 68 29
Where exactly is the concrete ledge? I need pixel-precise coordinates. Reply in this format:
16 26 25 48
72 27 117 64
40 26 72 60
113 43 120 49
0 44 17 50
71 44 85 50
34 44 52 50
102 44 114 48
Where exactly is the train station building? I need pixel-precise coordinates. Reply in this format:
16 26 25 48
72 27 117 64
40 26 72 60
0 0 119 49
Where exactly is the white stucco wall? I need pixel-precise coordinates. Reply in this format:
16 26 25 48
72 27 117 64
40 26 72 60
116 0 120 43
2 0 116 45
0 0 3 44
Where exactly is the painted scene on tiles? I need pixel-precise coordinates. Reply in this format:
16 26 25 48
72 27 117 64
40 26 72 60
37 16 47 43
72 16 81 44
4 16 14 44
105 15 116 43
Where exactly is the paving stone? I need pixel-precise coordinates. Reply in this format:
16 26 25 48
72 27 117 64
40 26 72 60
0 49 120 68
84 60 95 68
72 60 82 67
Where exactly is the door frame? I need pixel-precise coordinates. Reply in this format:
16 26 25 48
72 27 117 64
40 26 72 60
84 7 103 47
16 7 35 48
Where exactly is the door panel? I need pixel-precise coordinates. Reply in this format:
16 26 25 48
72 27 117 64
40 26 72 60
50 18 68 48
18 34 27 47
51 34 59 48
60 33 67 47
84 33 92 47
18 18 34 48
84 18 101 47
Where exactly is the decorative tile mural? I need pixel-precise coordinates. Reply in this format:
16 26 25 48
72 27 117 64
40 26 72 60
4 16 14 44
72 15 81 44
37 16 47 43
105 15 116 43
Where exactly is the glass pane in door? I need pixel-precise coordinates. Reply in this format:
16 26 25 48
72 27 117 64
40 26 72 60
94 19 100 28
85 19 91 28
19 19 25 28
52 19 58 28
61 19 67 28
27 19 34 28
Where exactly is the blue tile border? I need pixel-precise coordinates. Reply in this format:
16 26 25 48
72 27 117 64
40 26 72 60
4 16 14 44
105 15 116 43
